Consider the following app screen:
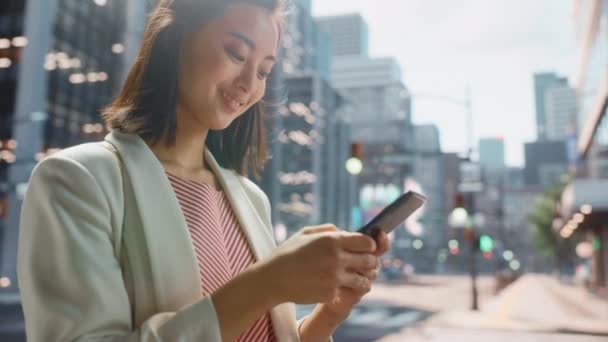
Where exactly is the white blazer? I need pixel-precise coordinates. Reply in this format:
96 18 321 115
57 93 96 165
17 130 310 341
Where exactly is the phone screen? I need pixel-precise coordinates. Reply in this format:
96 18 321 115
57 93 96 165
357 191 427 240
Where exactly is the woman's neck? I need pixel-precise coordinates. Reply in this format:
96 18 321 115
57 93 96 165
148 107 210 173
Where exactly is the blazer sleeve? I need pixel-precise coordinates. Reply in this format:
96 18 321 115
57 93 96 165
17 155 222 342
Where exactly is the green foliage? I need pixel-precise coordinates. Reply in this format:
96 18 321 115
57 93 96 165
528 177 578 271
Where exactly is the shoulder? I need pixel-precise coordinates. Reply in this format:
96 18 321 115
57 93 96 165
43 141 118 169
30 141 122 203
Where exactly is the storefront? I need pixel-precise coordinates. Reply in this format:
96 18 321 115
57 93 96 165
560 180 608 289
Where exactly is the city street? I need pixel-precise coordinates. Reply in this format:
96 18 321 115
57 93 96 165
296 274 608 342
2 274 607 341
373 274 608 342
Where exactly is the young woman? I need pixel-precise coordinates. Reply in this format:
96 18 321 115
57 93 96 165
18 0 389 341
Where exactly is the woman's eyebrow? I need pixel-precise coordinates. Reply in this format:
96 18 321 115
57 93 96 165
229 31 255 49
228 31 276 62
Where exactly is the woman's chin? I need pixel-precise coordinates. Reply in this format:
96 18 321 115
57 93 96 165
208 116 236 131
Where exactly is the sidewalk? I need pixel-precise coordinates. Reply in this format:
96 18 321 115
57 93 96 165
377 274 608 341
378 326 608 342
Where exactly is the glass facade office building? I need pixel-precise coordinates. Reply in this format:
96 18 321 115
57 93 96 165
577 0 608 159
0 0 26 209
1 0 130 292
45 0 126 148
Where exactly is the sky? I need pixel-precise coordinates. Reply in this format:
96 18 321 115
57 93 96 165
312 0 579 167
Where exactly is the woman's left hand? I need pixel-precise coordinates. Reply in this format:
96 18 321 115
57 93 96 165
318 230 390 322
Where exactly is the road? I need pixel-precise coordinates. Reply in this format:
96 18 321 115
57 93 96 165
376 274 608 342
2 274 606 341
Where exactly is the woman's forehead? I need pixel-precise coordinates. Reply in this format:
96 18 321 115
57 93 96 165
209 3 279 53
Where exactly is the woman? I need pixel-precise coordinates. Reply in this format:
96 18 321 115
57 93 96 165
18 0 389 341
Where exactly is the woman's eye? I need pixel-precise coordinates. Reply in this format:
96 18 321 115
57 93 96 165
226 48 245 62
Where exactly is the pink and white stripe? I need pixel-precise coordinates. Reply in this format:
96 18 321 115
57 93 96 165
166 171 276 342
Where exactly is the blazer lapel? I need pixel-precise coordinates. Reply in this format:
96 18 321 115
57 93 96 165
205 151 299 342
204 150 275 260
104 131 202 311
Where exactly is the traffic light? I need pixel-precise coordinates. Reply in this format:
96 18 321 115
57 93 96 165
478 234 494 252
0 195 7 219
350 141 363 160
346 142 363 175
453 193 465 209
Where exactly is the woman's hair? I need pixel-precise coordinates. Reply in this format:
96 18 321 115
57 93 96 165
102 0 286 177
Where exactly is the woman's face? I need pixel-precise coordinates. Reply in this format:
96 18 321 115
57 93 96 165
177 3 279 131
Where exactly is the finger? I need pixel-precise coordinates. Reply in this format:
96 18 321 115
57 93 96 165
356 268 378 281
339 232 377 253
341 251 378 270
301 224 338 235
374 231 390 256
337 269 371 292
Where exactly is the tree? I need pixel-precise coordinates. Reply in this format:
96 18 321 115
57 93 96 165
528 180 578 275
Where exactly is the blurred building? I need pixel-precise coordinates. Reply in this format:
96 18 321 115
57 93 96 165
544 84 578 141
316 13 369 57
367 125 460 274
533 72 568 140
316 14 412 147
504 167 525 190
479 137 506 186
479 137 506 171
262 0 355 236
502 188 544 272
329 56 413 147
0 1 26 206
1 0 131 293
524 140 569 187
413 124 441 154
276 74 347 233
313 14 416 252
559 0 608 292
282 0 332 80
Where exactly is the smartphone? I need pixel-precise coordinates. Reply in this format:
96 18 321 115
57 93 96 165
357 191 427 240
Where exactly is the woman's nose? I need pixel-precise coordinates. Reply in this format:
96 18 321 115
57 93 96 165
235 66 256 93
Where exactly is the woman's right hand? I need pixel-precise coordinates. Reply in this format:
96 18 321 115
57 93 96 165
260 224 379 305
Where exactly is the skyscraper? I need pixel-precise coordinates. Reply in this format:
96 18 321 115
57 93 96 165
544 84 578 141
260 1 354 234
329 56 412 147
0 1 26 196
533 72 568 141
316 13 369 57
282 2 332 79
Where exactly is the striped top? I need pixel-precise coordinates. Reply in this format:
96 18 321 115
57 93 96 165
166 171 276 342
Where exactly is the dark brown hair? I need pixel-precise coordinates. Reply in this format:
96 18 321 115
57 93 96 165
102 0 286 177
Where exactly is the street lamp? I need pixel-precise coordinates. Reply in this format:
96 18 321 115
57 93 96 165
448 206 481 311
402 87 473 158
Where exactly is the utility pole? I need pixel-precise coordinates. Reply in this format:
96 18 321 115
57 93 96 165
465 85 473 159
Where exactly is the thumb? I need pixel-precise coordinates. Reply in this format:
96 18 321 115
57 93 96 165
301 224 339 235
